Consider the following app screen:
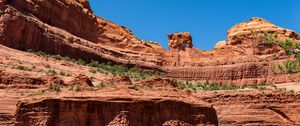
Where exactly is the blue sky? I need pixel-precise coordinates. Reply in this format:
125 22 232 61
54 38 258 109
89 0 300 50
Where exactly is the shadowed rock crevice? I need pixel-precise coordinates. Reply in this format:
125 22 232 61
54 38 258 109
267 107 295 125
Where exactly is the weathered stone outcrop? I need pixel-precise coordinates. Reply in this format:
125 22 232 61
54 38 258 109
168 32 193 50
227 17 298 46
0 0 165 71
68 74 94 87
165 18 300 85
199 91 300 125
15 97 218 126
167 61 300 85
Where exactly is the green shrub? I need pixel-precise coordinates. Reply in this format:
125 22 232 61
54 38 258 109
175 80 269 92
89 69 97 74
279 88 287 92
296 52 300 61
263 32 276 45
284 60 299 73
33 69 45 73
48 83 61 93
53 55 72 61
52 55 63 60
47 69 58 75
14 66 32 71
175 80 240 91
88 60 100 67
27 50 165 81
76 59 87 66
280 39 296 55
62 56 72 61
59 71 66 76
35 51 48 56
277 60 300 74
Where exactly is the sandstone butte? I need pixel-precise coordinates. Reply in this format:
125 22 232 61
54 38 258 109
0 0 300 126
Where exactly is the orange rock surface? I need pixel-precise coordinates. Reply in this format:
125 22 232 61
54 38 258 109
0 0 300 126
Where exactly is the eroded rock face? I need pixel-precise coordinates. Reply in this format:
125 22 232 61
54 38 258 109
15 97 218 126
0 0 165 71
68 74 93 87
164 18 300 85
168 32 193 50
0 69 45 88
0 0 300 86
199 91 300 125
103 76 132 85
227 17 298 45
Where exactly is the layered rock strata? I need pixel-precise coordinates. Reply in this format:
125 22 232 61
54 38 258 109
165 18 300 85
0 0 165 71
0 0 300 86
199 91 300 125
15 97 218 126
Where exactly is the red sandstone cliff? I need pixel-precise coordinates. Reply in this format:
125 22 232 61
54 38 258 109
1 1 300 126
0 0 300 85
15 97 218 126
0 0 165 71
165 18 300 85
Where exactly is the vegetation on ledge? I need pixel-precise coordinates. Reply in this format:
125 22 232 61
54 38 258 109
27 49 165 81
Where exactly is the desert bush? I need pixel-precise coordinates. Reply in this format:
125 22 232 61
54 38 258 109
278 88 295 94
175 80 269 92
275 39 300 74
47 69 58 75
48 83 61 93
263 32 277 45
88 60 100 67
89 69 97 74
175 80 240 91
280 39 297 55
296 52 300 61
27 50 165 81
14 65 32 71
76 59 87 66
59 71 66 76
284 60 299 73
52 55 63 60
35 51 48 56
277 60 300 74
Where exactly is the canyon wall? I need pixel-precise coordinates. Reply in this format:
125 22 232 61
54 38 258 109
0 0 300 85
0 0 164 71
15 97 218 126
199 91 300 125
165 18 300 85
